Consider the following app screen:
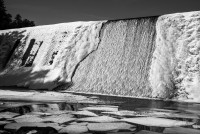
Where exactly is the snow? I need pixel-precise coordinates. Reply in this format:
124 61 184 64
122 117 194 127
0 21 105 90
149 11 200 101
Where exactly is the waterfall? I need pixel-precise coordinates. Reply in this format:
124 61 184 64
70 17 157 97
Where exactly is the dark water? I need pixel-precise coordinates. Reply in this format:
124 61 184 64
0 92 199 133
71 92 200 114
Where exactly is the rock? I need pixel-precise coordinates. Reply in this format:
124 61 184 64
27 112 52 116
16 127 57 134
0 112 19 119
179 109 200 116
135 130 162 134
122 117 194 127
87 122 136 132
0 121 12 125
77 116 120 123
89 96 99 99
193 125 200 129
163 127 200 134
0 90 86 104
69 122 89 126
31 103 60 113
135 108 179 113
14 116 44 123
48 110 74 115
107 132 135 134
102 110 138 117
42 114 75 124
91 105 119 108
13 114 40 120
0 130 11 134
12 114 44 123
4 122 62 132
58 125 88 134
72 110 98 117
27 110 74 116
152 112 199 119
81 106 118 112
76 98 101 104
135 111 199 119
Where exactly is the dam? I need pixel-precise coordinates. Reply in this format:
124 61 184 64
0 10 200 134
0 11 200 102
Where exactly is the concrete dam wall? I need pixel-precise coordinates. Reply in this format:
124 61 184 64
0 11 200 101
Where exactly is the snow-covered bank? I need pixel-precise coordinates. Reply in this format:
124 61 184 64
0 11 200 102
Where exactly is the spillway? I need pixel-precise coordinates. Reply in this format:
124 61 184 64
70 17 157 97
0 11 200 102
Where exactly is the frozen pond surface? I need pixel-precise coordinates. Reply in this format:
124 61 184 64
0 89 199 134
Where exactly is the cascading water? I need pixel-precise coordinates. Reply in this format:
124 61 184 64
70 17 157 97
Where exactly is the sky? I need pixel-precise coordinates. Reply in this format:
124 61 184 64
5 0 200 26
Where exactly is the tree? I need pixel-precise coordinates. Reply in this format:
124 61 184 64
11 14 35 29
0 0 12 29
22 19 35 27
11 14 23 28
0 0 35 30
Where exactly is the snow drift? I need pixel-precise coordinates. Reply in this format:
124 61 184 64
0 11 200 101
